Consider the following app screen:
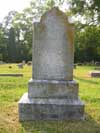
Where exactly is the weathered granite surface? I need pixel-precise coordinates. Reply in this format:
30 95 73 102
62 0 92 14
32 7 74 80
19 93 84 121
28 79 78 99
18 7 84 121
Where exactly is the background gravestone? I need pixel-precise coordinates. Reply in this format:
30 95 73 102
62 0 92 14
18 7 84 121
94 61 100 70
89 71 100 77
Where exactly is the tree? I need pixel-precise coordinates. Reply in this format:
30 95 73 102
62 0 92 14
74 25 100 62
0 0 100 63
8 27 16 62
0 24 8 61
68 0 100 25
3 11 18 29
1 11 18 62
0 0 65 62
13 11 33 61
66 0 100 62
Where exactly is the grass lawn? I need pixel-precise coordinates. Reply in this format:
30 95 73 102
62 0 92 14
0 64 100 133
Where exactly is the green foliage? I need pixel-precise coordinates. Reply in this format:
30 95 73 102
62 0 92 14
0 24 8 61
69 0 100 25
74 25 100 62
8 27 17 62
0 0 100 63
67 0 100 62
0 0 64 62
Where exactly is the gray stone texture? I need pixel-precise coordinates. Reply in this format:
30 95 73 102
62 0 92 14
18 7 84 121
32 7 74 80
19 93 84 120
28 79 78 99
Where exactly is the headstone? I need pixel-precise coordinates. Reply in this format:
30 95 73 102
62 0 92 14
89 71 100 77
0 61 5 64
95 62 100 66
18 63 23 69
18 7 84 121
22 60 26 65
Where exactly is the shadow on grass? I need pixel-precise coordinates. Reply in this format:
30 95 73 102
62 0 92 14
74 76 99 84
20 114 100 133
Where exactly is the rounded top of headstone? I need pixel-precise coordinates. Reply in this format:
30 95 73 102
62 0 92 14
40 7 74 26
39 7 75 47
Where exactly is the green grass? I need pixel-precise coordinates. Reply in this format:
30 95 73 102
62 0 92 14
0 64 100 133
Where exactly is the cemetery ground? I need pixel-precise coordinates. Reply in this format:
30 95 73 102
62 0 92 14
0 64 100 133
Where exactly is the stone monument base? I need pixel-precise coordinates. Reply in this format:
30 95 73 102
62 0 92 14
18 93 84 121
28 79 79 99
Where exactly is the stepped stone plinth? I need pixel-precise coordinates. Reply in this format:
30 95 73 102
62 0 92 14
18 7 84 121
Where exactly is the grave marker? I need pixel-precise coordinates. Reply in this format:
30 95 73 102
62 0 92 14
19 7 84 121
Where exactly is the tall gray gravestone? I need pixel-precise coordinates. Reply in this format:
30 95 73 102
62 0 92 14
18 7 84 121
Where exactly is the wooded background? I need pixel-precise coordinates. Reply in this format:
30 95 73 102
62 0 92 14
0 0 100 63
